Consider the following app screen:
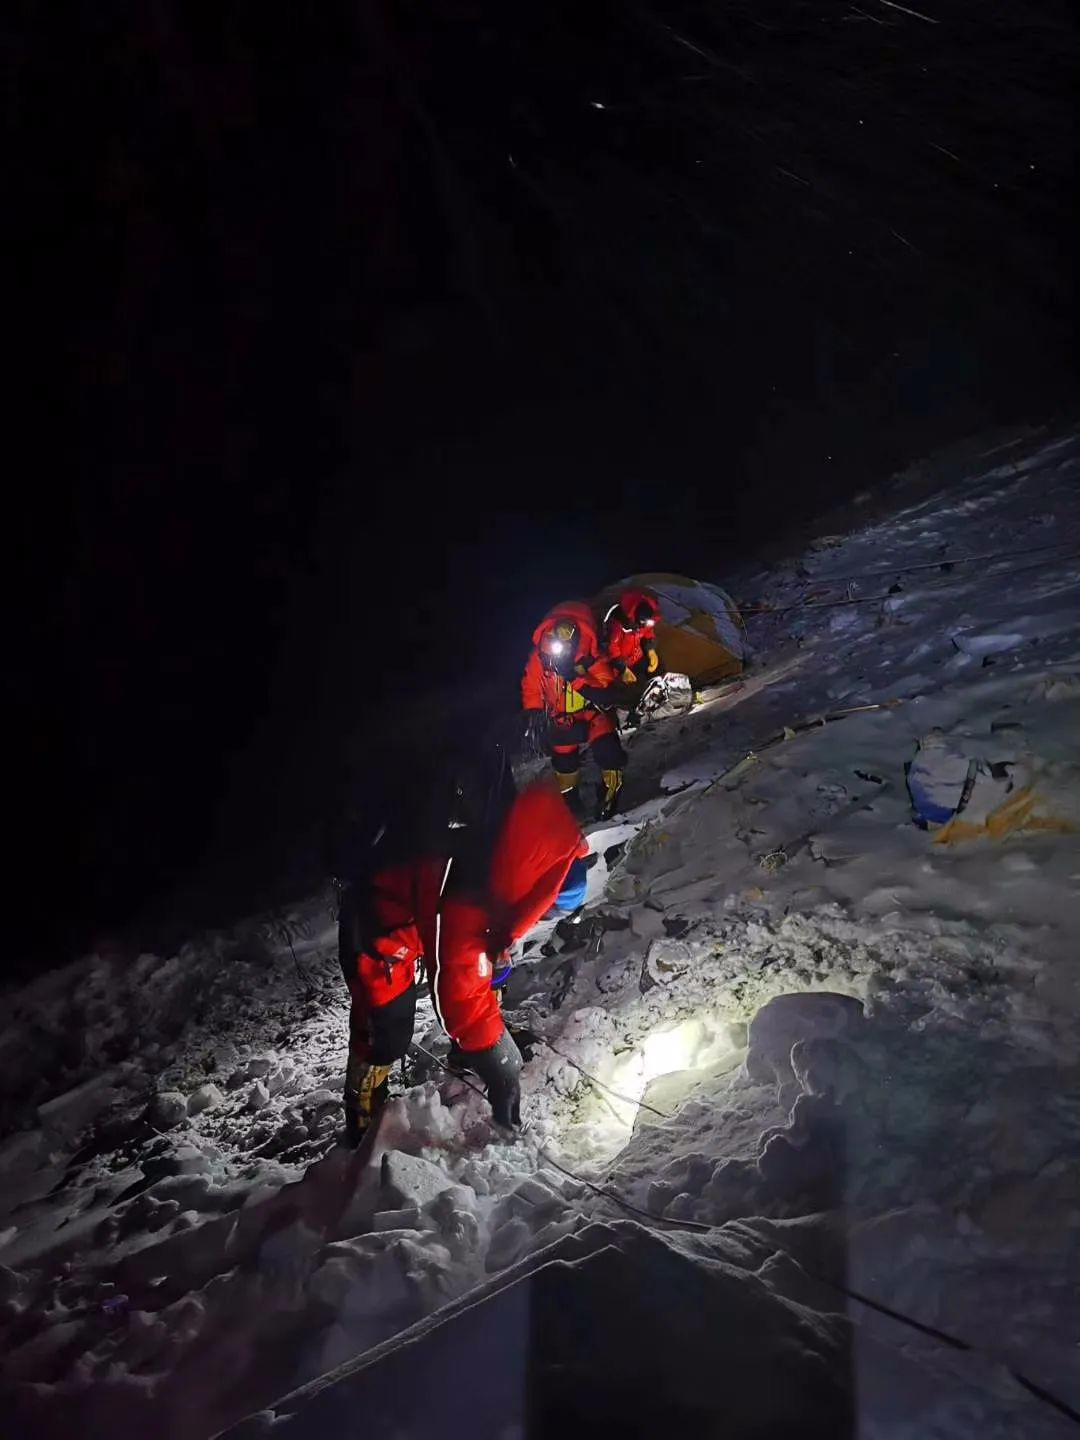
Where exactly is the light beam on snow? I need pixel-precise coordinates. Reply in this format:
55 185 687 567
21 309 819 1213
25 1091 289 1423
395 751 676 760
641 1024 699 1085
569 1014 738 1165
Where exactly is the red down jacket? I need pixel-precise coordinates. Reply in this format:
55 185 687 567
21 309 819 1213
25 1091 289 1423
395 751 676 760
488 773 590 945
602 587 660 672
521 600 619 719
405 779 589 1053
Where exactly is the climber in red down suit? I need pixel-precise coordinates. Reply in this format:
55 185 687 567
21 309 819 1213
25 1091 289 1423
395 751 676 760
522 599 627 819
338 775 588 1141
601 586 662 684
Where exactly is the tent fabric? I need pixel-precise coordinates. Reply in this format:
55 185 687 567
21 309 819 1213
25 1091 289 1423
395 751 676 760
595 573 746 684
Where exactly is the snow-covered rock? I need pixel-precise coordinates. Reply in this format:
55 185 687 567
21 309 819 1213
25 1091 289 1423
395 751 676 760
37 1074 119 1143
745 991 866 1091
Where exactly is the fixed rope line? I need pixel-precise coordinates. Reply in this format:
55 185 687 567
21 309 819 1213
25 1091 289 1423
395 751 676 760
538 1037 676 1120
699 699 902 796
413 1036 675 1121
413 1044 704 1232
410 1040 491 1104
533 1141 709 1230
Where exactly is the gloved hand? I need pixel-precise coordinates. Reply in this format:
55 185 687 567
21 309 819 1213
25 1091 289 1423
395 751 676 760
463 1029 523 1127
646 648 660 674
621 666 637 684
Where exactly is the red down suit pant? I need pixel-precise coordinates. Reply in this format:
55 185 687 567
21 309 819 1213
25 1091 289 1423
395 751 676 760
342 862 502 1060
339 856 445 1066
420 780 587 1052
549 710 625 780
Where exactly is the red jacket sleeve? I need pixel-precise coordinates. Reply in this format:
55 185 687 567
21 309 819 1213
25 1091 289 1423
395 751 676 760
488 777 589 943
521 651 545 710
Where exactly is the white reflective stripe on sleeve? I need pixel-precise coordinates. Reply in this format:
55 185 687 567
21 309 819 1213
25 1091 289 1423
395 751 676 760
431 858 454 1036
603 603 620 624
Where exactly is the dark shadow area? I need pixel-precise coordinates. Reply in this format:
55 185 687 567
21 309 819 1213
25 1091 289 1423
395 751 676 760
213 1220 855 1439
8 0 1077 973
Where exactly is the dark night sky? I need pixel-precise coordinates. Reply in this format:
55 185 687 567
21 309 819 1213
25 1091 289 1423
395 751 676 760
8 1 1077 972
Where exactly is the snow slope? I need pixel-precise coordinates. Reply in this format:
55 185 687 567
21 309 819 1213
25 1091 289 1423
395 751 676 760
3 425 1080 1437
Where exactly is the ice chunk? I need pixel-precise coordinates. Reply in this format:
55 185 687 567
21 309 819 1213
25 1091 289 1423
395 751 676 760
187 1083 224 1116
228 1055 275 1088
428 1201 481 1255
951 629 1025 657
299 1088 339 1115
381 1151 461 1211
372 1207 422 1232
267 1060 297 1096
151 1092 188 1128
485 1216 532 1272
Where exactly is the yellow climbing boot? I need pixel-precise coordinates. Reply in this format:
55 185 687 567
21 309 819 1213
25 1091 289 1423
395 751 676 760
344 1059 393 1146
600 768 624 820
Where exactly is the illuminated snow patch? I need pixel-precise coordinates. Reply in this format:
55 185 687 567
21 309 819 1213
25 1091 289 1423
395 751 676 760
642 1023 700 1084
558 1011 741 1167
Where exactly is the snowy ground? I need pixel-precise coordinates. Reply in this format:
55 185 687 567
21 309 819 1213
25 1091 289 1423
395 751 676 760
3 426 1080 1437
